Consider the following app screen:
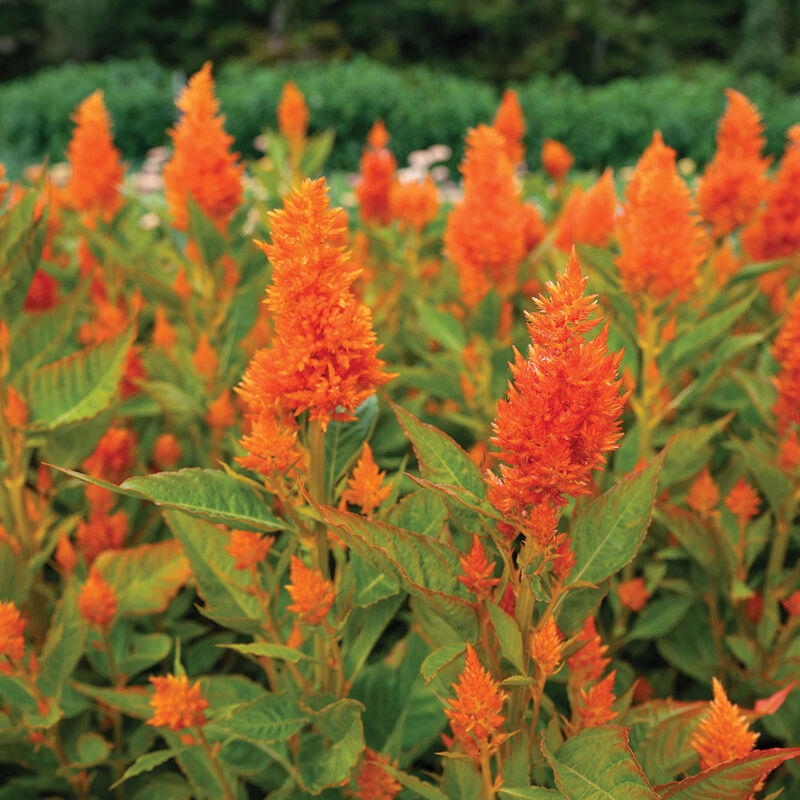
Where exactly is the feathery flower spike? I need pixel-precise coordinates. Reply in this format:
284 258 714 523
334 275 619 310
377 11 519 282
772 292 800 434
686 468 720 516
542 139 573 181
353 748 402 800
617 577 649 611
148 674 209 731
576 670 618 728
225 530 273 571
277 81 309 154
530 617 563 677
285 555 335 625
341 443 391 515
356 121 396 226
0 601 26 669
492 89 525 165
567 616 611 684
725 477 760 522
458 534 500 597
78 567 118 628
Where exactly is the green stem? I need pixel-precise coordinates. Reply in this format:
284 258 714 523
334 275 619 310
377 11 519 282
197 728 236 800
479 743 496 800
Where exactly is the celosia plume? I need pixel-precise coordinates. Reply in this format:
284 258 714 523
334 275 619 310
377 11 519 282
277 81 309 153
530 617 563 677
617 577 649 611
341 443 391 515
4 385 29 429
285 555 335 625
772 291 800 434
163 62 244 232
458 534 500 597
78 567 118 628
152 433 182 469
576 670 618 729
686 468 720 516
353 748 402 800
356 121 396 226
555 169 617 252
725 477 760 522
76 509 128 564
542 138 573 181
225 530 274 571
389 176 439 233
148 674 209 731
0 601 26 669
492 89 525 165
567 616 611 684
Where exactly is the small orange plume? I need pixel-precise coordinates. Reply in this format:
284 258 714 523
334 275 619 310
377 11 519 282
148 674 209 731
492 88 526 164
356 121 397 226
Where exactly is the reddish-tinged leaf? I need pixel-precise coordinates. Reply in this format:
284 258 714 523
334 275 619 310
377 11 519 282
657 748 800 800
749 681 798 719
95 539 191 616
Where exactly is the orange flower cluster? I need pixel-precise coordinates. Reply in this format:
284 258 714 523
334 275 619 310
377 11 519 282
772 291 800 434
285 555 335 625
148 674 209 731
66 91 125 222
389 176 439 233
152 433 182 469
567 617 610 684
444 125 543 306
458 534 500 597
78 567 118 628
616 132 708 302
725 477 760 522
341 443 391 515
778 428 800 473
4 385 29 429
782 590 800 617
225 530 273 571
443 643 507 759
617 577 649 611
352 748 401 800
0 601 26 669
697 90 769 238
76 509 128 563
487 252 626 550
492 88 526 165
686 468 720 516
555 169 617 252
163 62 244 232
277 81 308 155
576 670 618 729
237 177 392 467
356 121 397 226
691 678 758 770
530 617 563 677
542 139 573 181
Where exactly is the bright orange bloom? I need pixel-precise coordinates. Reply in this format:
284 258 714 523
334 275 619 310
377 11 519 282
78 567 118 628
172 267 193 302
712 240 741 287
576 671 618 728
444 642 507 759
782 590 800 617
568 617 611 684
691 678 758 770
521 201 547 252
0 164 7 207
555 169 617 252
225 530 274 570
617 577 649 611
530 617 563 677
76 510 128 564
0 601 26 667
542 139 573 181
152 433 182 469
205 389 236 430
778 428 800 473
773 291 800 434
192 334 219 384
697 90 769 238
341 443 391 515
152 306 178 349
353 748 402 800
444 125 532 306
389 176 439 233
725 477 760 522
148 674 209 731
277 81 309 152
285 555 335 625
24 269 60 311
237 413 303 478
492 89 525 165
84 426 138 483
4 386 28 429
616 132 708 302
237 178 392 430
686 468 720 516
55 536 78 574
458 534 500 596
66 90 125 221
163 62 243 232
356 121 396 226
487 252 626 550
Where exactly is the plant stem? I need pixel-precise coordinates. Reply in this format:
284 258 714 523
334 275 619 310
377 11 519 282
197 728 236 800
479 743 496 800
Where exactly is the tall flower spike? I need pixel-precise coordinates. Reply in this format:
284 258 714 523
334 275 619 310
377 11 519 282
725 477 760 522
530 617 563 677
389 176 439 233
542 139 573 181
697 89 769 238
686 467 720 516
78 567 118 628
616 131 708 302
356 121 396 226
237 178 393 430
225 530 273 571
0 601 26 669
691 677 758 770
458 534 500 597
555 169 617 252
576 670 618 729
567 616 611 684
66 91 125 221
772 291 800 434
617 577 649 611
163 62 244 232
148 674 209 731
353 748 402 800
492 88 525 165
341 443 391 515
277 81 309 154
443 642 507 759
487 250 626 552
285 555 335 625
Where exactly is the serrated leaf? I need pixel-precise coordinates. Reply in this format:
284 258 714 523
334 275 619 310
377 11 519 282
222 643 315 663
211 692 310 743
387 489 448 537
72 683 152 718
112 748 188 789
487 602 525 673
625 595 693 642
499 789 566 799
421 644 465 684
383 765 449 800
343 594 405 681
727 438 793 514
659 413 734 489
417 301 467 352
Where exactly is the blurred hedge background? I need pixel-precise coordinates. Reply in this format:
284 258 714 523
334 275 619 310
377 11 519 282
2 0 800 175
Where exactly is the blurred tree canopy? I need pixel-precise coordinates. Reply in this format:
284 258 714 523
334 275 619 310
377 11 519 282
2 0 800 87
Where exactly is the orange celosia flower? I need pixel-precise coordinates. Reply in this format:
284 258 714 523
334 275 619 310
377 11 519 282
691 677 758 770
0 601 26 667
616 132 708 302
24 269 60 311
84 426 138 483
152 305 178 349
237 178 392 431
277 81 309 154
172 267 193 302
356 121 397 226
444 125 532 306
148 674 209 731
711 240 741 287
66 90 125 221
530 617 563 677
341 443 391 515
542 139 573 181
697 90 770 238
487 251 626 551
555 169 617 253
772 292 800 434
4 385 28 429
225 530 274 571
152 433 182 469
444 642 507 759
686 468 720 516
782 590 800 617
78 567 118 628
192 334 219 384
55 536 77 574
76 510 128 564
353 748 402 800
521 201 547 253
205 389 236 430
285 555 335 625
492 88 526 165
778 428 800 473
162 62 244 232
237 413 303 479
0 164 7 208
576 671 618 728
567 617 611 684
458 534 500 597
617 577 649 611
389 176 439 233
725 477 760 522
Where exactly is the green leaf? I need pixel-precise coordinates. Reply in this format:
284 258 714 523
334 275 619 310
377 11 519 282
96 539 191 616
348 553 401 606
569 449 667 587
75 732 112 766
38 583 86 701
112 748 188 789
386 489 448 537
469 289 501 340
118 633 173 678
325 394 378 494
421 644 465 685
542 725 659 799
299 129 335 176
487 602 525 673
727 438 794 514
655 507 717 570
321 505 475 638
72 683 152 718
26 327 134 428
625 595 693 642
499 789 566 799
657 748 800 799
657 606 716 684
556 585 608 636
187 194 227 265
343 594 405 681
417 301 468 352
383 765 449 800
211 692 311 743
659 413 734 489
221 643 315 663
